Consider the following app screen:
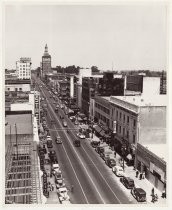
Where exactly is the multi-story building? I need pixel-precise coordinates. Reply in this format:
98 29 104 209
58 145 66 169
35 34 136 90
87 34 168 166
42 44 51 77
29 91 41 127
5 79 31 92
82 75 103 118
5 110 45 204
16 57 32 80
109 95 166 154
160 71 167 94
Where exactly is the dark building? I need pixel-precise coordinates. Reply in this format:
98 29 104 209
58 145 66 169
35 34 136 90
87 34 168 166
82 73 125 118
42 44 51 77
98 72 125 96
126 75 143 93
160 71 167 94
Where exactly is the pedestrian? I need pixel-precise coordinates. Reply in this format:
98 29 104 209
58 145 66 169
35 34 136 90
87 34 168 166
136 170 139 178
139 173 142 180
152 187 155 196
114 151 116 158
142 171 145 179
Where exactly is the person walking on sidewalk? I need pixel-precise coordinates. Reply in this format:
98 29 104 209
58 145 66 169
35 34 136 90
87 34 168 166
136 170 139 178
142 171 145 179
151 187 155 196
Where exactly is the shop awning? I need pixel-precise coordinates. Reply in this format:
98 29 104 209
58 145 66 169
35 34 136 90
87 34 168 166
94 125 102 133
99 130 105 137
126 154 133 160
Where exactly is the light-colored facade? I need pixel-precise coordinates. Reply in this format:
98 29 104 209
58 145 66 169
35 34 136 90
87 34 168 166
109 95 166 154
5 83 31 92
16 57 32 79
29 91 41 127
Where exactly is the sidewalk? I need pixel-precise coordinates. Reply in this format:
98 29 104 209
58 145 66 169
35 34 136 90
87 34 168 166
88 133 167 205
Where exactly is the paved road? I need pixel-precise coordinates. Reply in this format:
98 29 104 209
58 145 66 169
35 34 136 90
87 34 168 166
34 77 137 204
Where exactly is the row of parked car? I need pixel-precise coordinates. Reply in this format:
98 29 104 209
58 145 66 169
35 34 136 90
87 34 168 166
91 139 147 202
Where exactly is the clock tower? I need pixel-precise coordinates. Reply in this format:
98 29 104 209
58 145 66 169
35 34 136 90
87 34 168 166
42 44 51 77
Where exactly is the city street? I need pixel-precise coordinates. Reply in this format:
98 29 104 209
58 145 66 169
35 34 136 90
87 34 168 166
35 77 137 204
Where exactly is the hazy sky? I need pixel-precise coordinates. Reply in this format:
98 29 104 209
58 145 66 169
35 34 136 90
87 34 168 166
5 4 167 71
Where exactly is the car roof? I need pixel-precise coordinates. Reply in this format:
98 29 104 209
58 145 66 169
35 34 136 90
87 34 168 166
135 188 146 194
53 164 59 167
59 187 67 191
124 177 134 181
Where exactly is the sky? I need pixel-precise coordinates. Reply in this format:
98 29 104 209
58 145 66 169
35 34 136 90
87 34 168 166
4 3 167 71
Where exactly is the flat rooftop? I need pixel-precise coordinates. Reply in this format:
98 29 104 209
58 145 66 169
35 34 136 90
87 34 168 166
110 95 167 107
142 144 167 162
5 112 33 135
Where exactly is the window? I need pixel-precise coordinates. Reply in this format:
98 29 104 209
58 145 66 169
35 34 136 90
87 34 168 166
123 128 125 136
127 130 129 138
133 119 136 127
119 126 121 133
133 134 136 144
15 88 18 91
116 110 118 118
120 112 122 119
123 114 125 122
7 88 10 91
127 116 129 124
19 88 22 91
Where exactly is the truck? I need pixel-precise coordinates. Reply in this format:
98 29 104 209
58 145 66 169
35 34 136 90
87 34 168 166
100 147 113 161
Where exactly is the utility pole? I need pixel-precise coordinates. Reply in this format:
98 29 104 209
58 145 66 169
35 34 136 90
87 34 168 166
15 123 18 160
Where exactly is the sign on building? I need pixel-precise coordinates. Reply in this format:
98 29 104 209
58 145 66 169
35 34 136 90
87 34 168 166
113 121 117 133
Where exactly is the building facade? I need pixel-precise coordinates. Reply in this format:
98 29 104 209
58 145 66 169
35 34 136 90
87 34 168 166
42 44 51 77
5 79 31 92
16 57 32 80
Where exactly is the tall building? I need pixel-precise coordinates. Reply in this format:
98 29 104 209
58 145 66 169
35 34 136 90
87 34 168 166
42 44 51 77
160 71 167 94
16 57 32 80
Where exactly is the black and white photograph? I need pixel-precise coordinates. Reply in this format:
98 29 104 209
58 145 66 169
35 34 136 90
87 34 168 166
2 0 170 206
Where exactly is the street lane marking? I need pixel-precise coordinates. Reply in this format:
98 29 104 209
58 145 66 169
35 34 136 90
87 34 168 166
81 145 122 204
41 88 105 204
40 87 89 204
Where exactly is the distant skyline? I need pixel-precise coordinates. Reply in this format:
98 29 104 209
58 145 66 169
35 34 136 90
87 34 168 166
5 4 167 71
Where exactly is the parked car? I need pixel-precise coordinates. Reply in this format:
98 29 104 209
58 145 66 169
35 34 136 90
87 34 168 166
77 133 86 139
112 166 125 177
105 158 116 168
54 171 63 182
57 187 70 202
120 177 135 189
47 140 53 148
56 178 65 189
131 187 147 202
52 163 60 174
91 140 100 148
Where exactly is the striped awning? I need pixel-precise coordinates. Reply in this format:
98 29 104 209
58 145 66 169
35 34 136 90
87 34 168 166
94 125 102 133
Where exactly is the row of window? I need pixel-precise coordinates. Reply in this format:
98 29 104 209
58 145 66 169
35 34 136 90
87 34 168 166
95 111 109 126
117 124 136 143
95 102 110 115
112 109 136 127
7 88 22 91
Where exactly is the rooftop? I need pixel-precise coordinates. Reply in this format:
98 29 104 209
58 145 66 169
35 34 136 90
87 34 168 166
110 95 167 107
142 143 167 162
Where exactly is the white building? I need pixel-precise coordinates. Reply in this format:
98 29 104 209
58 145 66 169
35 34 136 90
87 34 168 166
16 57 32 79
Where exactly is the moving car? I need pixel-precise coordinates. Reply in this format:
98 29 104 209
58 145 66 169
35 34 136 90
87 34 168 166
63 121 67 127
55 135 62 144
131 187 147 202
112 166 125 177
73 139 81 147
77 133 86 139
120 177 135 189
